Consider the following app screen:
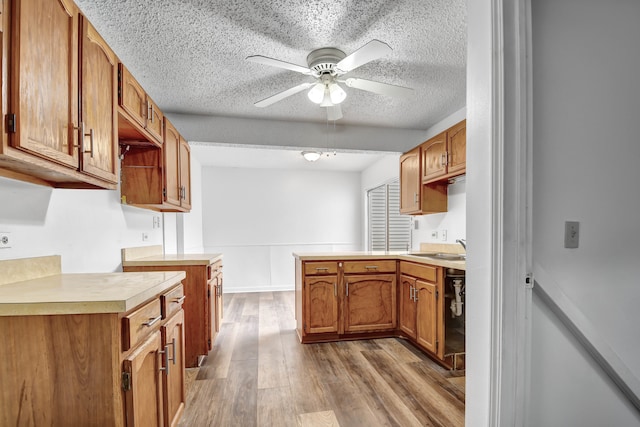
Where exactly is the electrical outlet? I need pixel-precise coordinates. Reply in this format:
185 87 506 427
142 232 149 242
0 232 11 249
431 230 438 239
153 216 161 229
441 229 448 241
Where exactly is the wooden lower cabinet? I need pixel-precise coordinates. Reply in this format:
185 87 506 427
296 256 455 368
399 274 417 339
162 310 186 427
0 281 185 427
344 273 396 333
399 262 445 360
123 330 165 426
123 258 222 368
305 275 339 334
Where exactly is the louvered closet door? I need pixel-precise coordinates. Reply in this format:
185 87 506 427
368 180 411 251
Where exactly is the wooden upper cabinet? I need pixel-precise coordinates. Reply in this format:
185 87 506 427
421 131 447 182
0 1 118 189
79 17 118 184
119 64 147 129
146 97 164 143
9 0 79 169
421 119 467 183
399 146 421 214
118 64 164 146
447 120 467 176
163 119 181 207
179 137 192 210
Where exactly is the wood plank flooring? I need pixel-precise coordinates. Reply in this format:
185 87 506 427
178 291 465 427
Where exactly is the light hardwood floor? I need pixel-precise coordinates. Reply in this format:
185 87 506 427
178 291 465 427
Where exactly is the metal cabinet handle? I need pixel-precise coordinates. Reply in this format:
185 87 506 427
410 285 415 301
159 344 170 375
315 267 329 271
414 192 419 203
143 315 162 327
147 102 154 123
334 282 337 297
169 338 177 365
365 265 378 270
346 281 349 296
174 295 186 304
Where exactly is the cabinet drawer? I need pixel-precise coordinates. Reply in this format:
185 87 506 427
122 298 162 351
161 283 185 320
343 260 396 274
400 262 438 282
207 260 223 280
304 261 338 276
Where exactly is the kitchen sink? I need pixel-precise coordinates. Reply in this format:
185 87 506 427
409 253 466 261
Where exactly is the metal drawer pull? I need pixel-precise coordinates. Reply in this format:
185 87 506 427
173 295 186 304
365 265 378 270
315 267 329 271
143 315 162 327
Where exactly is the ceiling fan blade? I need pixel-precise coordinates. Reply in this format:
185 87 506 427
246 55 312 75
326 104 343 121
254 82 314 107
335 39 392 73
344 78 413 98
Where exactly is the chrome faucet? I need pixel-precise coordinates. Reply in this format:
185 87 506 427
456 239 466 250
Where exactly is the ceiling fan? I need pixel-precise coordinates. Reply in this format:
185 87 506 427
246 40 413 121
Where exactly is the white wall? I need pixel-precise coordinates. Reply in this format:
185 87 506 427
530 0 640 423
0 177 163 272
200 166 362 292
182 155 204 253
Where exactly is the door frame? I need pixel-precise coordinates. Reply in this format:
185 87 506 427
466 0 533 425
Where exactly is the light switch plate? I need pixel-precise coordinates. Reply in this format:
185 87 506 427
564 221 579 248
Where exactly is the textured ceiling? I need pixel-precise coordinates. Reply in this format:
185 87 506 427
75 0 466 131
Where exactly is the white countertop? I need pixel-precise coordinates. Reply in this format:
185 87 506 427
293 251 466 270
122 253 222 267
0 271 186 316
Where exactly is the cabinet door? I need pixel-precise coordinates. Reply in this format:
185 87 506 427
415 279 438 354
146 96 164 143
214 271 223 333
119 64 147 129
179 137 191 210
447 120 466 176
162 310 186 427
79 17 118 183
399 275 417 339
399 147 420 214
421 131 447 182
163 119 181 207
10 0 79 168
304 275 339 334
344 274 396 333
123 330 164 427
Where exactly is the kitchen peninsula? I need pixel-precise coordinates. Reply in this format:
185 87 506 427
294 246 466 370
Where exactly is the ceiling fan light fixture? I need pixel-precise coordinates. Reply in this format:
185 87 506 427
319 87 334 107
307 83 325 104
328 82 347 104
301 151 322 162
